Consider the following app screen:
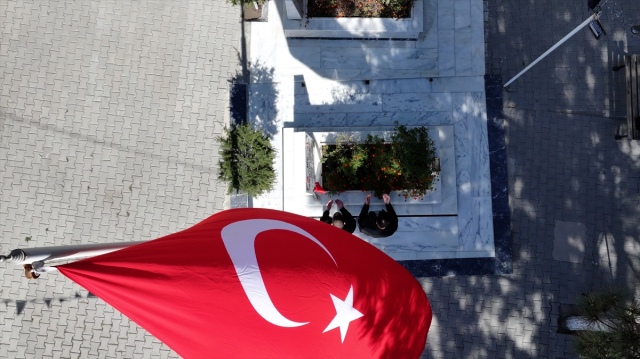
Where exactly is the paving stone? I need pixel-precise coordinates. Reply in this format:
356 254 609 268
552 221 587 263
0 0 242 356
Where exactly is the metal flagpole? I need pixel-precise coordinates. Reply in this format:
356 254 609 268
503 12 600 88
0 241 146 278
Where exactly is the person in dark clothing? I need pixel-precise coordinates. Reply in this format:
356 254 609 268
320 199 356 234
358 194 398 238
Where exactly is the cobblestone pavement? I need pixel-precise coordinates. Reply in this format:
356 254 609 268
0 0 242 357
422 0 640 358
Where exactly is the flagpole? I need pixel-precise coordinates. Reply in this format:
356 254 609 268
1 241 146 278
503 12 599 88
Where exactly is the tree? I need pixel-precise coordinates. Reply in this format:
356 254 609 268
572 286 640 359
217 123 276 198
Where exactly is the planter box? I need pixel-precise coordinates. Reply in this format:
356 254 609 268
282 0 423 39
285 126 456 216
244 1 269 22
315 142 441 199
308 130 441 204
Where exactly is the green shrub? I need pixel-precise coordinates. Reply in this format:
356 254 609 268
321 122 438 200
217 123 276 197
308 0 413 18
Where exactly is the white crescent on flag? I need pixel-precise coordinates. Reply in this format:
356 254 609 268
221 219 338 328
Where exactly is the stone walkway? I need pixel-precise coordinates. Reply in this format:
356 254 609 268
0 0 242 357
420 0 640 357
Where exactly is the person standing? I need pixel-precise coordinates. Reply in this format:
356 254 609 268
320 199 356 234
358 194 398 238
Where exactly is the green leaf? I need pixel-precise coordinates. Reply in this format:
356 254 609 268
217 123 277 198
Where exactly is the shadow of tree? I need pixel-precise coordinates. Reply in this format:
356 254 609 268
422 97 640 358
410 0 640 356
247 61 280 136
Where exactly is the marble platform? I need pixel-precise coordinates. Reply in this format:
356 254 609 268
251 0 485 83
246 0 512 276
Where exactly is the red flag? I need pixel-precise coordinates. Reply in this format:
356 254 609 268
58 209 432 358
313 182 326 194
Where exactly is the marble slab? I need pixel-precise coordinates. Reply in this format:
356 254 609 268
382 93 452 112
294 93 383 113
416 0 438 50
346 112 453 126
454 28 474 76
277 46 322 68
470 0 485 75
295 80 370 97
437 0 455 31
396 76 512 277
268 68 441 83
350 216 460 260
431 76 485 93
368 79 433 94
356 230 459 252
320 48 438 70
284 39 418 49
293 113 348 127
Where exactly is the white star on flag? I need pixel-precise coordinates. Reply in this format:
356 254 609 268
323 286 364 343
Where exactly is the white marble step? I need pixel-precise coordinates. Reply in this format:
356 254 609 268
293 77 484 95
263 67 440 83
293 92 453 114
283 39 418 49
379 249 495 261
436 0 485 77
305 202 456 216
321 48 437 70
348 216 460 260
259 47 439 82
291 111 453 127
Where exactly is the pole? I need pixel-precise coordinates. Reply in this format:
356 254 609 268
503 12 599 88
0 241 146 266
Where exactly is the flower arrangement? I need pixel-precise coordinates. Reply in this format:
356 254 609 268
321 122 438 200
307 0 413 19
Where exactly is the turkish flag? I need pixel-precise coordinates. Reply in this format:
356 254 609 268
58 209 432 358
